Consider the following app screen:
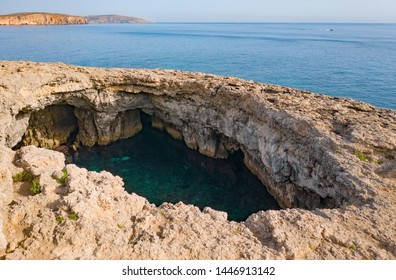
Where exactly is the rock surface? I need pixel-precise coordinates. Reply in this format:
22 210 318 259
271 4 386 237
0 61 395 259
0 13 87 26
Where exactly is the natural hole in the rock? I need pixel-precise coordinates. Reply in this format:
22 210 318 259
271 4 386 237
72 112 281 221
14 104 79 151
15 105 283 220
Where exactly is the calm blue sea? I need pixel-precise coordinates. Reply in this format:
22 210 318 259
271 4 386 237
0 23 395 109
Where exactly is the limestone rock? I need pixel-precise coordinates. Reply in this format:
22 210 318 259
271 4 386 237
203 207 228 221
0 61 395 259
0 218 6 251
0 146 14 209
14 146 65 177
75 108 142 146
21 105 77 149
0 146 14 251
0 13 87 26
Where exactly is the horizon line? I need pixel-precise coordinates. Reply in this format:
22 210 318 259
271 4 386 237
155 21 396 24
1 12 395 24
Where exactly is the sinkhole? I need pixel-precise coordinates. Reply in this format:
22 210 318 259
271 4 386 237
72 113 280 221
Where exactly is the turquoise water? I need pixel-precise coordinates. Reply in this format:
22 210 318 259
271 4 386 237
0 23 395 109
72 114 280 221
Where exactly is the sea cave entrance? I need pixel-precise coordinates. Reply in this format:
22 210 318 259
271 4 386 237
16 106 280 221
72 112 280 221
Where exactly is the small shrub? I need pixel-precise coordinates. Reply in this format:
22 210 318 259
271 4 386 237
68 213 79 221
353 149 367 161
30 178 42 195
350 243 357 252
336 149 342 154
12 171 25 182
377 159 384 164
55 216 64 224
12 171 33 182
57 169 68 185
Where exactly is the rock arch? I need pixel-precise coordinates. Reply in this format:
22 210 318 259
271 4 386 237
1 61 396 211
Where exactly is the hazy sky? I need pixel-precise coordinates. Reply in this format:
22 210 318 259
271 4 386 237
1 0 395 22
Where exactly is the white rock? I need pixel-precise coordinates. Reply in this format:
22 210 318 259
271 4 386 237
15 146 65 176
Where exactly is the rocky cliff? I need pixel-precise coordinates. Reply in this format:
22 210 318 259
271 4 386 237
0 61 395 259
0 13 87 26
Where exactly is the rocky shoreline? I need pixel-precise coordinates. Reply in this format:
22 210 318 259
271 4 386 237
0 13 87 26
0 61 395 259
0 13 149 26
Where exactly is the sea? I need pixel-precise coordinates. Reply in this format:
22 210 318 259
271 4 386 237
0 22 395 109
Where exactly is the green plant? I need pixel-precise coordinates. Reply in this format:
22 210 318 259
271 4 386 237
56 169 68 185
117 224 124 229
353 149 367 161
12 171 25 182
350 243 357 252
336 149 342 154
377 159 384 164
12 171 33 182
55 215 64 224
30 178 42 195
68 213 79 221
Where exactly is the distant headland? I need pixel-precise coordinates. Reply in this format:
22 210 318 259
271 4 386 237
0 12 150 26
0 12 87 25
85 15 151 24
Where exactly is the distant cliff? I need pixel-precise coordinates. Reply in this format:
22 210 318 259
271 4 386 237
86 15 151 24
0 13 88 25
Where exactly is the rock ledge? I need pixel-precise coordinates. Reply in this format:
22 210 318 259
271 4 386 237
0 61 395 259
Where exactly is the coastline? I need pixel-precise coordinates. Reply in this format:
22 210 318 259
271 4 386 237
0 61 395 260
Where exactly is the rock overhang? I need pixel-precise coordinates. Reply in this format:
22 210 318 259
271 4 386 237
0 61 395 259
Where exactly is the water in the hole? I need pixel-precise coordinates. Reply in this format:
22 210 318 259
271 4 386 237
72 114 280 221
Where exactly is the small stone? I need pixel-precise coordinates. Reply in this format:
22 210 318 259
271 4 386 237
15 146 65 176
203 207 228 221
52 170 64 181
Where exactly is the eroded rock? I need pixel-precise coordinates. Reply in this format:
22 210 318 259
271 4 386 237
0 13 87 26
14 146 65 177
0 61 395 259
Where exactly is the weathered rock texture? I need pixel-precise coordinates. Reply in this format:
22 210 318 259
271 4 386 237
0 13 87 26
0 61 395 259
21 105 77 148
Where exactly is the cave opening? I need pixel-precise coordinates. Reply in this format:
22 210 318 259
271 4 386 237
14 104 79 152
14 105 281 220
71 111 280 221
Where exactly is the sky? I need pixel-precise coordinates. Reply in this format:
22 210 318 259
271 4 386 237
0 0 395 22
